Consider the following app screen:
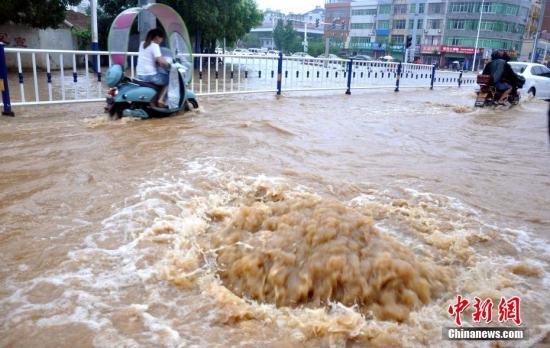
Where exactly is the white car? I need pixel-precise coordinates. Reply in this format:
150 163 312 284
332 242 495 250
232 48 252 56
509 62 550 100
248 48 266 55
291 52 314 58
266 50 280 56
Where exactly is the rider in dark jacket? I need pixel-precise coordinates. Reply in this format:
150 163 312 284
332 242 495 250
482 51 520 104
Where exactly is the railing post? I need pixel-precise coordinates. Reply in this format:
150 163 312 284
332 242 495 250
458 70 463 87
394 62 402 92
0 43 14 116
346 58 353 95
276 51 283 96
430 64 436 90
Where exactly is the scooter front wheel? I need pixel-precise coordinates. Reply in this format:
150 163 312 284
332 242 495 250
189 98 199 109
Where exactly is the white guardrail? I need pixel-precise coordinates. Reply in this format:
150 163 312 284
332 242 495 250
0 47 476 109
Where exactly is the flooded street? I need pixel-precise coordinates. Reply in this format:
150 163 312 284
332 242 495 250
1 88 549 347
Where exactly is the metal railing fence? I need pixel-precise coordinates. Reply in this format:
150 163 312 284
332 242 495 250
0 45 475 115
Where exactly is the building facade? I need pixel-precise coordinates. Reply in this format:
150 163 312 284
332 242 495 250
348 0 378 53
250 8 325 50
444 0 530 68
325 0 352 48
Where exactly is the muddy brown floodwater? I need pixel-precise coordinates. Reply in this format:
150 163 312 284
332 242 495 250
1 88 549 347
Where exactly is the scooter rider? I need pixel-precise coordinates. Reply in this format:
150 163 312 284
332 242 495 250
482 51 520 105
136 29 171 107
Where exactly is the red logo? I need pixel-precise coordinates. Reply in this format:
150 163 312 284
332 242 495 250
449 296 522 326
448 295 469 326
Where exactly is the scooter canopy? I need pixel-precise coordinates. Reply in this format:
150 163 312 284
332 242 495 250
108 3 192 82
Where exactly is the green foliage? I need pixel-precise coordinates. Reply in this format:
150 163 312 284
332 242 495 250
273 19 298 54
72 28 92 50
97 0 263 52
0 0 81 29
239 33 261 48
306 38 326 57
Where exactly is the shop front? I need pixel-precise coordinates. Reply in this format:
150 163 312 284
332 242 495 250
419 45 484 70
440 45 484 71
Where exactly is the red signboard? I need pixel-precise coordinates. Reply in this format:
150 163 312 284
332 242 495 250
440 45 483 55
420 45 440 54
420 45 484 55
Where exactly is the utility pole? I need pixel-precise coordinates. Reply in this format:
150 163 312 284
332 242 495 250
304 22 308 53
472 0 484 71
91 0 98 51
411 14 418 63
532 0 548 63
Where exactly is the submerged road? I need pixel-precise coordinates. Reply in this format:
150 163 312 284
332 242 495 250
0 89 549 347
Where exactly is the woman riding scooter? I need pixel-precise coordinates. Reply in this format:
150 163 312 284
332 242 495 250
136 29 171 107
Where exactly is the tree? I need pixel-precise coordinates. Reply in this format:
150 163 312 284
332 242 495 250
273 19 298 54
97 0 263 53
306 38 325 57
0 0 81 29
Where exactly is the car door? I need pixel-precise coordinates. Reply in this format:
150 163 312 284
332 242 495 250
537 66 550 99
529 66 548 99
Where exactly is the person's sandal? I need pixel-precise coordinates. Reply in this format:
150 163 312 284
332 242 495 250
157 101 168 108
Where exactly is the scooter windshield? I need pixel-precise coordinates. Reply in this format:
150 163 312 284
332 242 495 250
108 3 193 83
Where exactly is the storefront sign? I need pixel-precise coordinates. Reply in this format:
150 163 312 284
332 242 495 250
440 45 483 55
420 45 440 54
420 45 483 55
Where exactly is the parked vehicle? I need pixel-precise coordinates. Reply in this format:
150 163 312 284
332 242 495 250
379 55 395 62
291 52 314 58
232 48 252 56
248 48 266 55
266 50 280 56
509 62 550 100
104 3 198 119
317 53 340 59
350 55 373 61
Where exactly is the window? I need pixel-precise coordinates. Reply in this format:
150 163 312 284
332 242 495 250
394 4 407 15
428 19 441 29
377 20 390 29
350 23 374 29
326 10 347 18
350 37 371 44
531 66 543 75
391 35 404 44
428 3 443 14
417 20 423 29
418 3 425 14
408 20 414 29
410 4 416 14
449 20 465 30
393 19 406 29
379 5 391 14
449 2 523 16
351 9 377 16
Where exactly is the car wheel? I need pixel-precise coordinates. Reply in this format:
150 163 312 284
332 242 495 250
527 87 536 100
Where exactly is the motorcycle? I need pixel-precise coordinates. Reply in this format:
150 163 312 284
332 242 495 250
475 74 524 108
105 59 198 119
103 3 197 119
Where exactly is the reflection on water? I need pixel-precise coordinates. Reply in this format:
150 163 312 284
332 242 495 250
1 88 549 347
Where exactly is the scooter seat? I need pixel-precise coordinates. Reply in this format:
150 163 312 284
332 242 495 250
130 78 163 91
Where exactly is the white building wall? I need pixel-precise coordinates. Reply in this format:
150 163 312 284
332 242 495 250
349 0 378 44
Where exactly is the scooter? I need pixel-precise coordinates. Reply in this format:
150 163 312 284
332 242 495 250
104 58 198 119
475 74 524 108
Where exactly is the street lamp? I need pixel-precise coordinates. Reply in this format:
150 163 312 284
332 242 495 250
472 0 484 72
